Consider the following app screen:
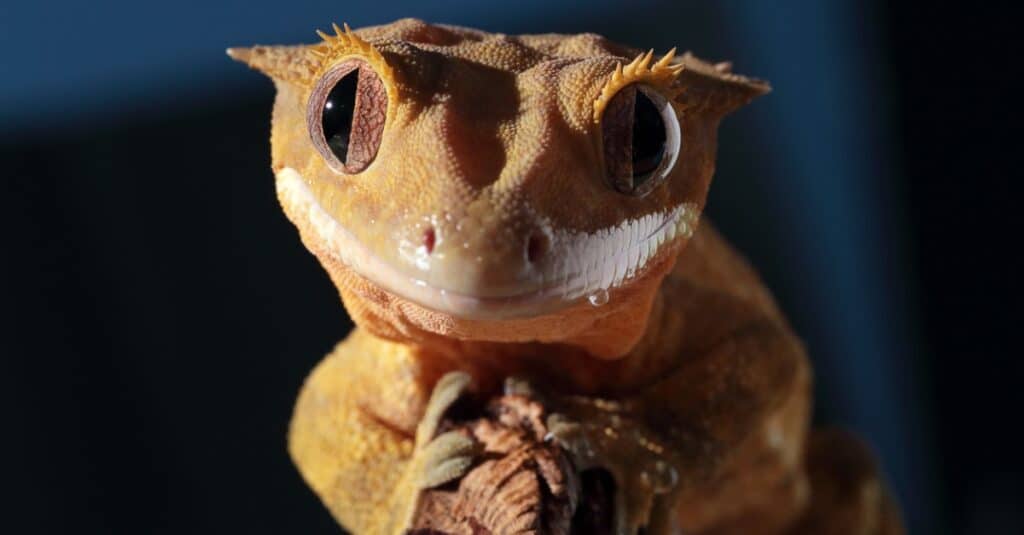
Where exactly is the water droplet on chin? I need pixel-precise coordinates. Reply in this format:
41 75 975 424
588 289 609 307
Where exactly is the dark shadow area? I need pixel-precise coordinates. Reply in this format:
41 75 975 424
2 96 348 533
885 4 1021 534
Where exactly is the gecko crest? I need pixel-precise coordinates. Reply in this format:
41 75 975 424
593 48 685 123
308 23 399 112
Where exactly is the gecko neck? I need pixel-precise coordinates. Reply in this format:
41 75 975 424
393 282 682 397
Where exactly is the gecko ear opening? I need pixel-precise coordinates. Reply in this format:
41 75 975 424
227 45 317 86
672 52 770 117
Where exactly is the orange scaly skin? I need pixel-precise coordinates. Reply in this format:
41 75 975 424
230 19 903 534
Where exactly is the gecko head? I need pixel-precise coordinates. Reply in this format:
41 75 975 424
230 19 767 357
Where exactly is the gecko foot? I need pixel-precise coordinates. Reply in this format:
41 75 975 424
413 371 480 488
416 430 477 488
391 372 482 533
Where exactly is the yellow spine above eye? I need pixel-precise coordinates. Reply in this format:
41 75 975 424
593 48 685 123
307 22 399 124
308 23 397 89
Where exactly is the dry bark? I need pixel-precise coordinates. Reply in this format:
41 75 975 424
408 399 903 535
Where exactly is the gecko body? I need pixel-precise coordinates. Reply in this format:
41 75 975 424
230 18 902 534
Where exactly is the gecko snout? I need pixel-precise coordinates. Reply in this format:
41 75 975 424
422 223 548 265
410 215 556 302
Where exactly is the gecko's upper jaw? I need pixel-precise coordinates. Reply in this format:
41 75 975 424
277 167 697 320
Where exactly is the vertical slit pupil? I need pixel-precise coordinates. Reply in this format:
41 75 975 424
322 69 359 164
631 90 666 182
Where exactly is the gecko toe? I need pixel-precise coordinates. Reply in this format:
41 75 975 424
416 371 472 445
545 413 595 468
419 431 479 488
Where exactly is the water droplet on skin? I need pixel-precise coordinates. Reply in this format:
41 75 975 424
640 460 679 493
588 289 609 306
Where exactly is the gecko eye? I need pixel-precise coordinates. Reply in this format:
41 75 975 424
308 59 387 174
600 84 681 196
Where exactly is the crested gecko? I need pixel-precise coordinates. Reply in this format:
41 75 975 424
229 18 903 534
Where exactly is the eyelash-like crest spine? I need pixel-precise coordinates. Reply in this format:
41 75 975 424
307 23 398 126
593 48 686 123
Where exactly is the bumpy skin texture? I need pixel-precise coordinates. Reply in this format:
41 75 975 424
230 18 903 534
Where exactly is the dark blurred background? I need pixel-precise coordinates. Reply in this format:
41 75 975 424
2 1 1018 533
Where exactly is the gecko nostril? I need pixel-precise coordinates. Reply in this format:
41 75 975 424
526 232 548 264
423 227 436 255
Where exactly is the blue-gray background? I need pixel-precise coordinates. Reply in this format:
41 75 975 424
2 1 1018 534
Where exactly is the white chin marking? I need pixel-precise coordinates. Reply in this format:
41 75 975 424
276 167 698 320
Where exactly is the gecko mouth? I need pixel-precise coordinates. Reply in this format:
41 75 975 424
276 167 697 320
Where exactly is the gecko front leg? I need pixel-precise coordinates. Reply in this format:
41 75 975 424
386 371 480 534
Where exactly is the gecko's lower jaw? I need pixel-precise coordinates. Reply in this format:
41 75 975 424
276 167 698 321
